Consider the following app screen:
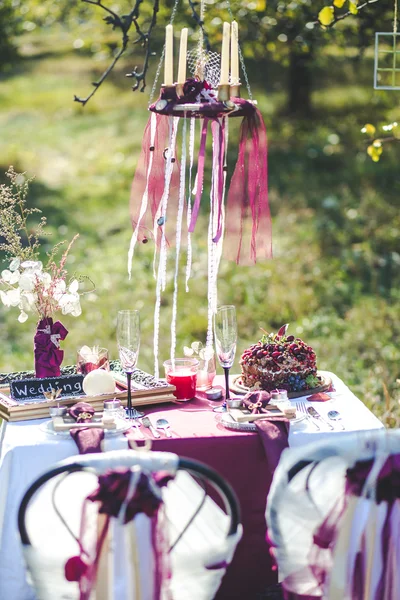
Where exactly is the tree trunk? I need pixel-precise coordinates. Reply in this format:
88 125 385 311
287 47 313 116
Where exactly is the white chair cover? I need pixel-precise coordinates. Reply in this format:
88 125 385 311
266 429 400 599
21 450 242 600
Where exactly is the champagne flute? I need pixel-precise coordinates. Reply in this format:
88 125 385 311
117 310 142 419
213 305 237 413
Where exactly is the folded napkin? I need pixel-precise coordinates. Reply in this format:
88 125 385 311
68 401 104 454
242 390 272 414
255 418 290 473
307 392 331 402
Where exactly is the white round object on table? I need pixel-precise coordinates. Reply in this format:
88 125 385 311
82 369 116 396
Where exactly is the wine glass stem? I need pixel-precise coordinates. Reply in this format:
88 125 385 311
127 372 132 412
223 367 230 400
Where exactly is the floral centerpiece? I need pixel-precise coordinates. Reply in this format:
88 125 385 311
0 167 89 378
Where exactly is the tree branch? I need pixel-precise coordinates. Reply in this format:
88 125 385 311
74 0 158 105
314 0 380 28
125 0 160 92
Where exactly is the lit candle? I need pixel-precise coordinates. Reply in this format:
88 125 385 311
219 22 231 86
231 21 239 84
164 24 174 86
177 28 188 84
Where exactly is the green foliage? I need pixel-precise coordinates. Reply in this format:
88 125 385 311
0 0 21 72
0 22 399 424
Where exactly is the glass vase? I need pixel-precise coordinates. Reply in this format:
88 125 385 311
196 349 217 391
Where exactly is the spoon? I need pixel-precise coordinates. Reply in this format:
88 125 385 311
328 410 345 430
156 418 172 438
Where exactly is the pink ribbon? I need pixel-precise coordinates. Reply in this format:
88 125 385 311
225 105 272 264
130 113 180 246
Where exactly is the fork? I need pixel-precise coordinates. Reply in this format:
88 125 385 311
297 401 320 431
128 419 144 439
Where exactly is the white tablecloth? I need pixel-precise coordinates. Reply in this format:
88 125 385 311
287 370 383 447
0 371 383 600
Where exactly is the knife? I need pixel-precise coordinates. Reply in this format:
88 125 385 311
141 416 161 438
307 406 334 430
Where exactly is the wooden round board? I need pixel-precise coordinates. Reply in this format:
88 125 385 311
230 372 332 399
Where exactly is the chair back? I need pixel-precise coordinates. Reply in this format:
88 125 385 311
266 429 400 600
19 449 242 600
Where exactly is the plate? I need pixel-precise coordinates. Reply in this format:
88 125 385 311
230 372 332 399
40 418 132 438
220 412 306 432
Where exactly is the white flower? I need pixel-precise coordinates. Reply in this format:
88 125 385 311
5 288 21 307
9 270 20 285
18 311 28 323
69 279 79 294
70 301 82 317
1 270 12 282
200 346 215 361
9 258 21 272
40 272 52 289
53 280 66 301
0 290 10 307
21 260 43 272
20 292 36 312
19 272 36 292
60 294 81 316
59 283 81 317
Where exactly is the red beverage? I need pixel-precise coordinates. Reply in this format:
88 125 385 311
167 370 197 401
164 358 199 401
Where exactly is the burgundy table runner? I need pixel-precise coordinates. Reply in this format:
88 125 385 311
128 393 289 599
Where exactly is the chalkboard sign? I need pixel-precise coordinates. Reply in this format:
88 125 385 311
10 374 84 402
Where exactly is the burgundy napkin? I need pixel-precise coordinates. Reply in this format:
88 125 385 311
255 418 290 473
307 392 331 402
68 401 104 454
242 390 272 414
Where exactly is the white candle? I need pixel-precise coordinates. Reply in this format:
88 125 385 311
231 21 239 84
177 28 188 84
219 22 231 86
164 24 174 86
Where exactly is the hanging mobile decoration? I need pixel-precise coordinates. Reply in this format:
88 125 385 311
374 0 400 89
128 0 272 377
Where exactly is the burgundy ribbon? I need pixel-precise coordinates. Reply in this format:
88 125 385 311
282 455 400 600
211 118 225 244
225 105 272 264
188 118 209 233
33 318 68 378
242 390 272 414
64 468 173 600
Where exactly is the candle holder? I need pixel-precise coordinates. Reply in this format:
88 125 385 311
160 84 178 100
230 83 241 98
175 83 185 98
49 405 67 418
217 84 231 102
